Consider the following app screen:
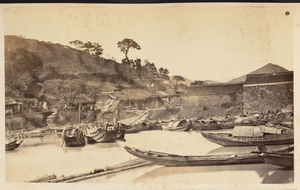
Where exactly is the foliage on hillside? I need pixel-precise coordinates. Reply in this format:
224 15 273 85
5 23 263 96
5 35 185 104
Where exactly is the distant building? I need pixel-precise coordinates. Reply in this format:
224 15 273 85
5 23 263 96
74 95 96 111
183 71 293 117
5 97 23 116
243 71 293 114
14 97 38 110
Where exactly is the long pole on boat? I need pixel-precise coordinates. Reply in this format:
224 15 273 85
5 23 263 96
78 103 81 123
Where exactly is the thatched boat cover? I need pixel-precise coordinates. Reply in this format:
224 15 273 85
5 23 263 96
261 126 282 134
233 126 283 137
233 126 263 137
166 120 187 129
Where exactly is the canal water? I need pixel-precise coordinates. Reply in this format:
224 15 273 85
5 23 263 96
5 130 294 185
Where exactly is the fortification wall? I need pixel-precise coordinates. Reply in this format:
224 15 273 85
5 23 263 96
243 83 293 114
180 93 243 118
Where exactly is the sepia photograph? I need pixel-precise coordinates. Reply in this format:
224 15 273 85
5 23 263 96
0 2 299 189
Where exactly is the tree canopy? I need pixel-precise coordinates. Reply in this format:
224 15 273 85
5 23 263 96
5 48 43 93
117 39 141 82
143 60 158 78
191 80 207 85
70 40 103 57
117 39 141 60
39 79 87 107
173 75 185 82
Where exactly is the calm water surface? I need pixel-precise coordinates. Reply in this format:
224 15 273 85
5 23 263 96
6 130 294 184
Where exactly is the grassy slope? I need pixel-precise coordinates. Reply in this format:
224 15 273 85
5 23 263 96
5 36 182 100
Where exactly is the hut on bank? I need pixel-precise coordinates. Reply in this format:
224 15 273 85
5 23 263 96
5 97 23 116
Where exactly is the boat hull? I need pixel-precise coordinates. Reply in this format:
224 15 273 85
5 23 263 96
124 146 264 167
162 120 192 132
162 125 192 131
201 132 294 147
259 153 294 168
86 127 118 143
5 139 23 151
124 145 293 167
62 128 85 147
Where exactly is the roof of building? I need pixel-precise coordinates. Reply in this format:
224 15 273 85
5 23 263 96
244 71 293 85
74 95 95 104
101 100 120 113
14 97 38 102
5 97 16 103
186 83 244 96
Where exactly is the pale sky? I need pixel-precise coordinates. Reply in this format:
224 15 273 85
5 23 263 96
3 4 295 81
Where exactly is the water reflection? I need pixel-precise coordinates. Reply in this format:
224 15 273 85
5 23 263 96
262 169 294 184
5 130 294 184
133 164 293 184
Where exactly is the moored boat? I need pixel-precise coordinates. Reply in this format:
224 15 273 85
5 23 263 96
123 145 293 167
201 125 294 147
192 119 221 130
162 119 193 131
85 124 118 143
122 122 149 134
217 122 235 129
61 125 86 147
252 147 294 169
116 123 126 141
5 139 23 151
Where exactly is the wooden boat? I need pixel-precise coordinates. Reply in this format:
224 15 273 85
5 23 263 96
148 121 162 130
201 126 294 147
208 116 236 129
61 126 86 147
217 122 235 129
85 124 118 143
192 119 221 130
162 119 193 131
122 122 149 134
116 123 126 141
252 145 294 168
123 145 293 167
278 121 294 129
257 152 294 168
5 139 23 151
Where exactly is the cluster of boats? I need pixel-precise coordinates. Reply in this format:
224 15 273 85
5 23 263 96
5 122 126 150
123 145 294 168
161 112 293 131
5 112 294 170
124 113 294 169
61 123 126 147
124 124 294 168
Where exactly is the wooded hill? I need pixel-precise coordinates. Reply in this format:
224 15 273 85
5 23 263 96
5 35 187 104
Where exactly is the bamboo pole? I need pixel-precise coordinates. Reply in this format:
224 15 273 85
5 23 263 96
63 162 153 183
28 158 152 183
104 159 146 171
48 169 105 183
26 174 57 183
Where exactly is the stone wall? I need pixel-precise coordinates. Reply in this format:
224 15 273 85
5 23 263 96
180 93 243 119
243 83 293 114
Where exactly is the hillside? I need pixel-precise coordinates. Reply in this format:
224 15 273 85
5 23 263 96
5 35 182 101
5 35 126 77
229 63 289 83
